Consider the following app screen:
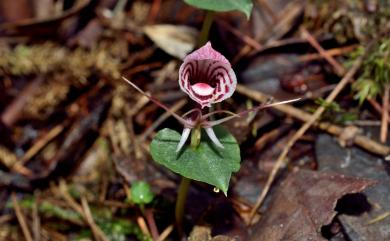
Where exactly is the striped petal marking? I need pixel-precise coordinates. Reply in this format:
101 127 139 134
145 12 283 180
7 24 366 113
179 42 237 108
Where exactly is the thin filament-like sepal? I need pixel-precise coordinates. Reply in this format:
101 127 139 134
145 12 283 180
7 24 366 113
205 127 224 149
201 110 239 121
176 127 191 152
205 98 301 127
182 108 202 119
122 77 190 127
205 115 238 127
237 98 301 117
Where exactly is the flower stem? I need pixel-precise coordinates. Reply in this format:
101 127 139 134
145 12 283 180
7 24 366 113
174 11 214 236
175 127 201 237
198 10 215 47
175 177 191 237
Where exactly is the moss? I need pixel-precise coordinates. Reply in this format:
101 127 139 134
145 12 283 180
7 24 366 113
351 39 390 103
0 40 125 81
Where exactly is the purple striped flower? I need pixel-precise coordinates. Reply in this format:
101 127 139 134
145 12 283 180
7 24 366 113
122 42 299 153
179 42 237 108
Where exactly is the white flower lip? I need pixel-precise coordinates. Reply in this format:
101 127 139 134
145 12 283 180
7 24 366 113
191 83 215 96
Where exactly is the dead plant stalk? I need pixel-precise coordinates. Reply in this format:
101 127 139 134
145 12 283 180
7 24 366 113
12 193 34 241
381 85 389 143
57 180 109 241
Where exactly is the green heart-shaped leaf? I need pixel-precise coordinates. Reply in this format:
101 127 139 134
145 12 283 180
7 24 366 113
150 126 241 195
184 0 253 19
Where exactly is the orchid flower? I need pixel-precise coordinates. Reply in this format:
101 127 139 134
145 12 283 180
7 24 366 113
179 42 237 109
123 42 299 153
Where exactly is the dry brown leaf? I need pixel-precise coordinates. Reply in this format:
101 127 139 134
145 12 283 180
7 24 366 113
143 24 198 59
248 169 375 241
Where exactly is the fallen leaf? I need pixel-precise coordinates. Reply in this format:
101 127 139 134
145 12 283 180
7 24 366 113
316 134 390 241
248 169 375 241
143 24 198 59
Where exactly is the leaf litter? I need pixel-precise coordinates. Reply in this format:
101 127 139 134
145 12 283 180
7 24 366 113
0 0 389 240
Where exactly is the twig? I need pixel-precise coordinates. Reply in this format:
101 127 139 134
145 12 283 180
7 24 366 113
57 180 109 241
127 116 143 159
216 20 262 50
58 180 84 214
128 95 150 116
157 224 174 241
138 99 187 142
298 45 357 62
368 99 390 124
254 124 291 150
144 208 159 241
40 226 67 241
81 197 110 241
256 0 278 22
381 84 389 143
369 98 383 113
124 62 163 76
1 77 43 127
236 85 390 156
12 193 34 241
301 27 345 75
367 99 390 124
0 214 12 224
13 123 65 174
32 196 41 241
137 215 151 237
368 211 390 224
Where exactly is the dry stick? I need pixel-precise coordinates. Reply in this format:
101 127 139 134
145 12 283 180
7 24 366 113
301 27 345 75
11 193 34 241
19 124 65 165
81 197 110 241
128 95 150 116
144 209 159 240
58 180 109 241
236 85 390 156
381 84 389 143
368 99 390 124
247 55 365 222
256 0 278 22
298 45 357 63
0 214 12 224
32 198 41 241
137 216 151 237
368 211 390 224
13 123 65 174
157 224 174 241
217 20 262 50
58 183 99 241
138 99 187 142
1 77 43 127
